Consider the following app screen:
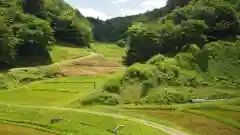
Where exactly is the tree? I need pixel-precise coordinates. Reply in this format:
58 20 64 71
22 0 45 18
213 4 240 39
0 17 18 67
15 14 54 56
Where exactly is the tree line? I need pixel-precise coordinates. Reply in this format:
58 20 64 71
124 0 240 65
87 0 192 43
0 0 92 68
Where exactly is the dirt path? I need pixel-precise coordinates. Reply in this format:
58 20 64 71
50 52 98 67
0 103 191 135
9 52 99 71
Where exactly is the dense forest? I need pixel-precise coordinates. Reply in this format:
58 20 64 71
97 0 240 105
0 0 92 68
87 0 192 42
124 0 240 65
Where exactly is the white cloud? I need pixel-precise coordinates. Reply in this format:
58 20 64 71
119 9 145 16
140 0 167 10
112 0 128 4
79 8 112 20
119 0 167 17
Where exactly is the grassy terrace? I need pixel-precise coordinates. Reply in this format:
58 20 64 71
0 76 108 106
0 104 167 135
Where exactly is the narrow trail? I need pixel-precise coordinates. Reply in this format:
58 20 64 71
0 102 191 135
9 52 99 71
51 52 98 67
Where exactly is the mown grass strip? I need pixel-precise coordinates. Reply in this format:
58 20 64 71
184 109 240 129
0 118 63 135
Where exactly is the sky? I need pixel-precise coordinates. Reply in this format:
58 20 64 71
64 0 167 20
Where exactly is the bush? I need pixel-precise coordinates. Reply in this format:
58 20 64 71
187 44 201 54
207 92 233 100
195 41 240 83
125 63 158 80
147 54 165 65
81 92 120 106
175 53 196 70
103 78 121 94
143 90 185 105
116 39 126 47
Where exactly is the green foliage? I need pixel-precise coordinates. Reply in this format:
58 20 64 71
81 92 120 106
15 13 54 56
175 53 196 70
0 66 61 89
0 0 93 68
0 15 18 67
195 41 240 85
125 63 159 80
142 90 185 105
87 0 192 42
22 0 45 18
125 0 240 65
187 44 200 54
147 54 165 65
103 78 122 94
116 39 126 47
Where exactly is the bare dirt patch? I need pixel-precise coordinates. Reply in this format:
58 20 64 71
58 55 124 76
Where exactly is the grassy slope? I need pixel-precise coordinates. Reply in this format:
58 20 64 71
0 123 54 135
148 86 240 100
49 43 91 63
84 99 240 135
0 76 109 106
0 43 124 90
91 42 126 63
0 104 167 135
1 42 240 134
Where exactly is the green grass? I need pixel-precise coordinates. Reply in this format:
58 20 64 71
0 88 77 106
82 104 240 135
0 104 168 135
0 76 109 106
0 66 60 90
117 99 240 131
148 86 240 101
0 123 54 135
134 109 240 135
50 43 91 63
91 43 125 63
184 109 240 129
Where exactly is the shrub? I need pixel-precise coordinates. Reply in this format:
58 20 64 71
147 54 165 65
175 53 196 70
143 90 185 105
187 44 201 54
116 39 126 47
155 61 180 78
103 78 121 94
125 63 158 80
207 92 234 100
195 41 240 83
81 92 120 106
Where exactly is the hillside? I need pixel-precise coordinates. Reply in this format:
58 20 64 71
0 0 92 68
1 0 240 135
87 0 192 42
99 0 240 105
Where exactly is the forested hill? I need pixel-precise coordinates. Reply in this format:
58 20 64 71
101 0 240 98
0 0 92 68
88 0 192 42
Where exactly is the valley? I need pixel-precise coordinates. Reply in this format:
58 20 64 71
0 0 240 135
